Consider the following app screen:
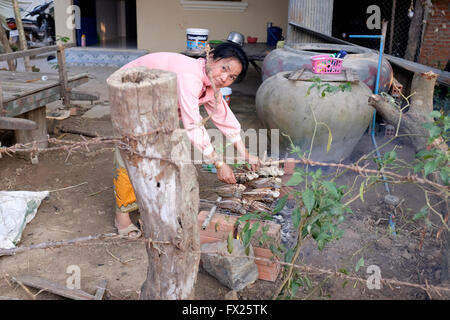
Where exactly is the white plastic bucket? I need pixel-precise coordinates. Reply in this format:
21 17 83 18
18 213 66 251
186 28 209 50
220 87 232 105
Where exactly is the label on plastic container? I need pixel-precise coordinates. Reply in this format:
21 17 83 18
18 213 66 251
187 34 208 50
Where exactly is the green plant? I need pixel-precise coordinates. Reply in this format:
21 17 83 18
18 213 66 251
56 35 70 44
414 111 449 185
306 77 352 98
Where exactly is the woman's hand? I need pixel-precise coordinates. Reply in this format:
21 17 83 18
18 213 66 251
216 163 237 184
247 154 261 172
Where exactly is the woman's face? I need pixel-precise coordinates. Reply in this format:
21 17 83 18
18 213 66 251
209 57 242 88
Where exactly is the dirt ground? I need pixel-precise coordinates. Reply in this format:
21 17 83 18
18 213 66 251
0 57 448 300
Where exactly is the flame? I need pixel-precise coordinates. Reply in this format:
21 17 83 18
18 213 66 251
236 234 240 240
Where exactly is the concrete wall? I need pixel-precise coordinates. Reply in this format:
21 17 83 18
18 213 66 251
54 0 289 51
419 0 449 69
54 0 76 42
135 0 289 52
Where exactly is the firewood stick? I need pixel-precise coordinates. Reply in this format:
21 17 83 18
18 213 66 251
202 197 222 230
0 233 118 257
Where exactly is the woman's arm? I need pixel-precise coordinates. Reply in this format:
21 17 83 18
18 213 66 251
234 139 261 171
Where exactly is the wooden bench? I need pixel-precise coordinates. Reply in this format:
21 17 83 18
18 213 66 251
0 43 92 152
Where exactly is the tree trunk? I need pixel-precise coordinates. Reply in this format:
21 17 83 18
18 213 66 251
107 67 200 300
12 0 32 72
404 0 424 61
368 71 438 152
0 25 17 71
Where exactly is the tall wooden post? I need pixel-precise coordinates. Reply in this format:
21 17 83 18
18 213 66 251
57 45 71 108
0 25 17 71
12 0 32 72
107 67 200 300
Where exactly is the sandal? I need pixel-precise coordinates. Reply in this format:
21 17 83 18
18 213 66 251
116 223 142 239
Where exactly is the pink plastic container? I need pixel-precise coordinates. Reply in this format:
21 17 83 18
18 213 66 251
311 55 343 74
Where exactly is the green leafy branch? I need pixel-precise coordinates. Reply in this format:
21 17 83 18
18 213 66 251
306 77 352 98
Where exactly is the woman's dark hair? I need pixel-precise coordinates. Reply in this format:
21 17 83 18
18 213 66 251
211 42 249 82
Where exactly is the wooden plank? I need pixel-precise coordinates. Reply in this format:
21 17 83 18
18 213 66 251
5 92 61 118
345 69 359 82
0 72 60 81
13 275 95 300
0 72 88 103
288 21 353 46
0 43 76 62
0 117 37 130
288 68 305 81
288 69 360 83
3 77 88 117
385 54 450 86
94 280 107 300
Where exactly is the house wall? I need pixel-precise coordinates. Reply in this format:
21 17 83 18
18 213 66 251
54 0 76 41
419 0 449 69
54 1 289 51
135 0 289 52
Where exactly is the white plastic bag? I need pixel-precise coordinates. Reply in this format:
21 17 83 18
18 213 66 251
0 191 49 249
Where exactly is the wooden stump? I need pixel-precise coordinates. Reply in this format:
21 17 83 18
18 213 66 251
14 106 48 149
107 67 200 300
369 71 439 152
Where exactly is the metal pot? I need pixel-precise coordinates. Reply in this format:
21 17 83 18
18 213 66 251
227 32 244 47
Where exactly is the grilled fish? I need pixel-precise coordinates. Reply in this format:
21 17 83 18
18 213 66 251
258 166 284 177
242 187 280 202
215 184 246 198
245 177 282 189
235 171 259 183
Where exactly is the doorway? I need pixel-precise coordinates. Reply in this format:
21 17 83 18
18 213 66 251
74 0 137 49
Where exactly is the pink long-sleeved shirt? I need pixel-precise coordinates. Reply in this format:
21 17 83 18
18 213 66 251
121 52 242 156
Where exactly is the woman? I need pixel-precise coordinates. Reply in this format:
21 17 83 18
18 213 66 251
113 42 260 238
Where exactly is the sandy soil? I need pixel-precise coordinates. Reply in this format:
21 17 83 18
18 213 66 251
0 58 448 300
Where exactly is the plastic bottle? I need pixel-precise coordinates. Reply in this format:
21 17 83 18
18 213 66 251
330 50 347 59
81 34 86 47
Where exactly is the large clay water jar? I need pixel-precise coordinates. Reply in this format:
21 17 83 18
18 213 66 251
262 43 393 93
256 71 374 162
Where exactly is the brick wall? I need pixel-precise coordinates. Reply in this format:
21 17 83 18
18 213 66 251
419 0 450 69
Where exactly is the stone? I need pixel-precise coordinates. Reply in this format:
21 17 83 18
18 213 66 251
201 240 259 291
402 252 413 260
434 270 442 282
384 194 400 206
224 290 239 300
377 237 393 250
407 242 417 252
82 105 110 119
